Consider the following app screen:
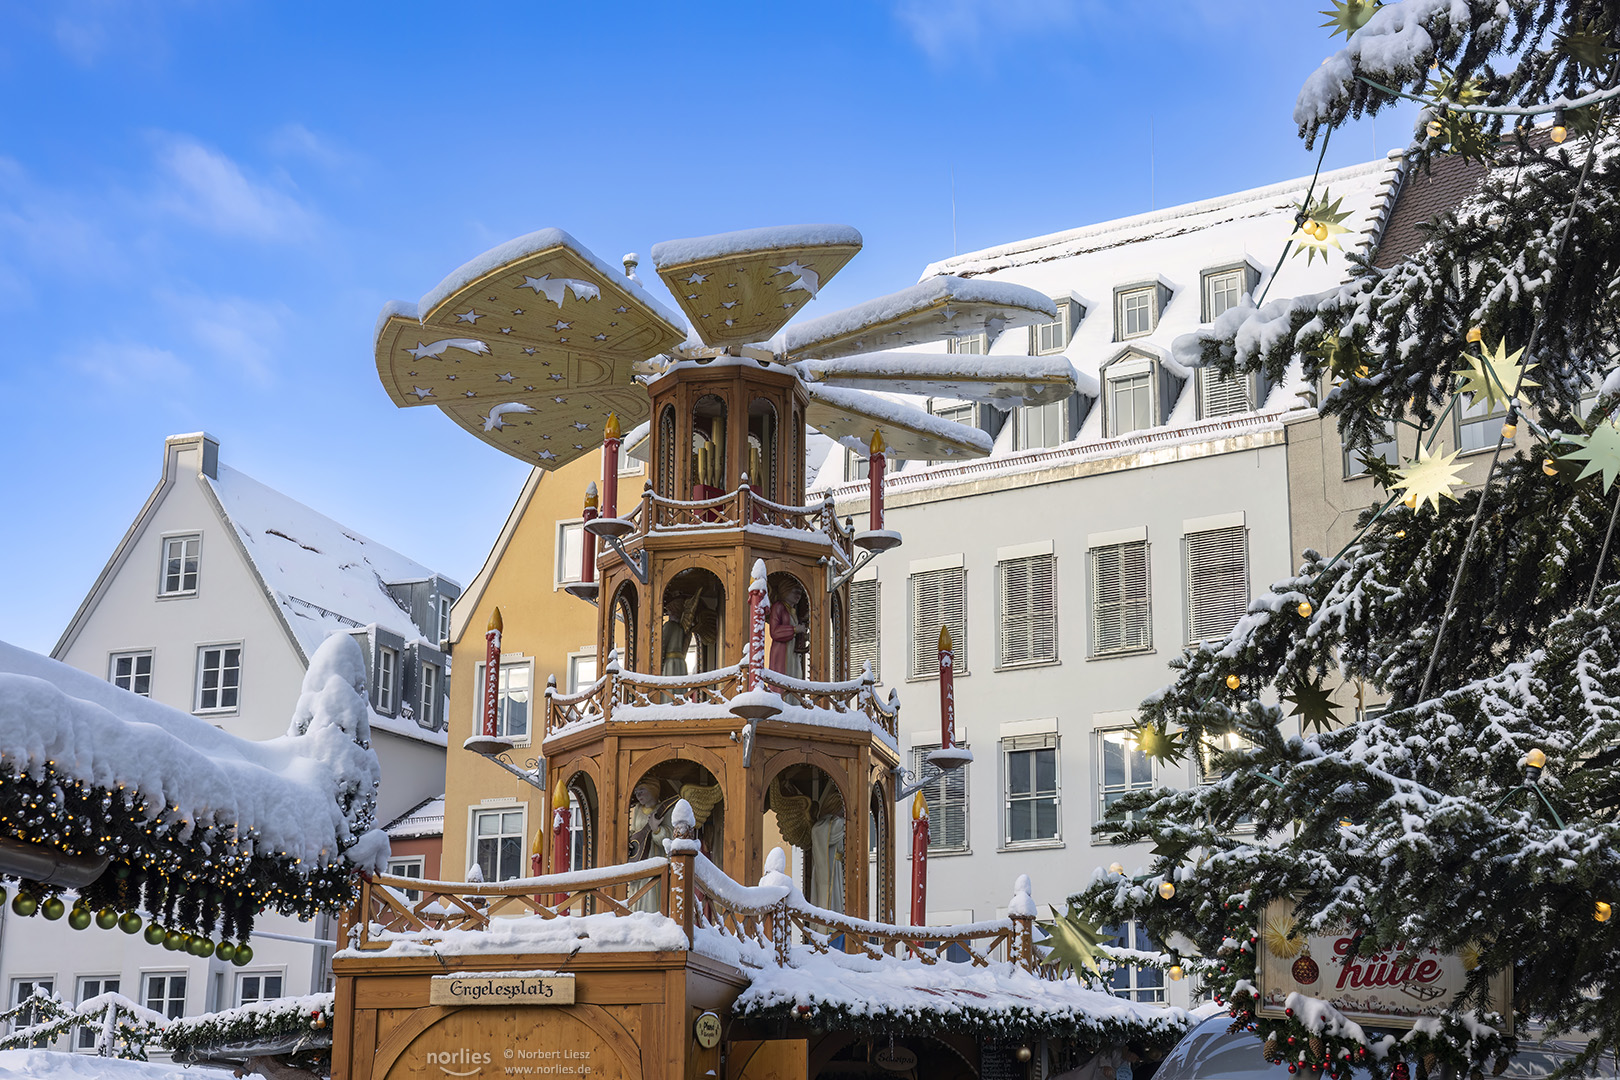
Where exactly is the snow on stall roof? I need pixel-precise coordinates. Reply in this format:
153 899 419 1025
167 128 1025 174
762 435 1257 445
781 276 1056 355
385 793 445 839
0 1050 236 1080
649 225 863 268
206 463 448 660
0 635 386 872
339 910 689 959
414 227 685 331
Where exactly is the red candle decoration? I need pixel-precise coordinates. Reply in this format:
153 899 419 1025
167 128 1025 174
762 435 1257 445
938 625 956 750
481 608 503 740
601 413 622 519
552 775 572 885
581 481 599 584
868 428 887 532
910 790 929 926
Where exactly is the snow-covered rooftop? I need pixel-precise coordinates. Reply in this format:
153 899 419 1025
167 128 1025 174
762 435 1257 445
385 793 445 839
206 463 455 659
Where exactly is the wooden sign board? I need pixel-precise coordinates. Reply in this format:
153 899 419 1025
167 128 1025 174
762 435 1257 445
1255 901 1512 1032
429 972 576 1006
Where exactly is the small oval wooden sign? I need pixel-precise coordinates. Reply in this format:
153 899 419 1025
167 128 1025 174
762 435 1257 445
877 1046 917 1071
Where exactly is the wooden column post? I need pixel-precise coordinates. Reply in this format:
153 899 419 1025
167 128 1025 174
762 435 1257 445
667 799 698 944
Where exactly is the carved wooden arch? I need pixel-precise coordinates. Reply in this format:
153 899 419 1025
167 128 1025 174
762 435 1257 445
625 741 730 799
605 579 639 673
371 1002 642 1080
552 752 602 794
653 553 730 670
758 744 854 820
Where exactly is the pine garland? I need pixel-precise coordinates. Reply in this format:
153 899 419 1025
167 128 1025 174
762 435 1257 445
0 989 166 1060
161 992 333 1065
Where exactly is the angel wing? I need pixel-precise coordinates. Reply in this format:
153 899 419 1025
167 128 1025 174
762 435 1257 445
769 777 814 851
677 781 725 828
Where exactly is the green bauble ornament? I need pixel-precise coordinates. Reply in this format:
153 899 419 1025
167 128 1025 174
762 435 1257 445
231 944 253 966
215 942 236 963
119 912 142 934
0 886 7 906
68 906 92 931
163 930 185 951
41 897 66 921
12 894 37 918
144 924 166 945
114 864 130 880
191 937 215 958
96 907 119 930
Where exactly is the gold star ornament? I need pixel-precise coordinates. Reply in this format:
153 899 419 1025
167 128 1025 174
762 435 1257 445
1284 680 1342 733
1290 191 1353 265
1560 421 1620 492
1454 338 1536 411
1038 905 1109 977
1319 0 1378 38
1393 443 1468 513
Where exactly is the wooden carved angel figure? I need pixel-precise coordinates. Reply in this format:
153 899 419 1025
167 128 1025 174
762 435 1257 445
661 596 699 677
768 582 809 679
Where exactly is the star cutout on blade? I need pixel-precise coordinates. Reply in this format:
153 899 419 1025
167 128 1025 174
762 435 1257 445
456 309 481 323
573 443 585 450
411 386 434 400
496 372 515 382
572 421 590 431
1283 680 1342 733
538 450 556 461
1454 338 1537 412
548 373 564 381
464 390 477 398
519 274 600 306
523 385 535 391
512 308 524 315
593 333 606 341
1393 442 1467 513
614 305 627 313
685 272 708 284
500 327 513 334
551 320 571 331
721 300 738 309
553 396 567 404
772 260 820 296
1560 421 1620 492
446 374 458 381
523 347 537 355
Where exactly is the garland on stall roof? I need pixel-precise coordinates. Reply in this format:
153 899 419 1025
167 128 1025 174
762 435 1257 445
161 993 333 1066
0 760 363 945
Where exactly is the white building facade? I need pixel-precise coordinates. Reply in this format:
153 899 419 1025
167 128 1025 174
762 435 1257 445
1 431 458 1033
812 156 1403 1005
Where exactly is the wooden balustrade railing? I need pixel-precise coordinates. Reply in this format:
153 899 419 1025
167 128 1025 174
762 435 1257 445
599 484 853 562
345 821 1040 977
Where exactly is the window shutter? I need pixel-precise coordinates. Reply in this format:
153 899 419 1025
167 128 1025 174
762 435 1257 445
912 744 969 852
910 567 966 678
849 579 880 683
1198 370 1250 418
1185 526 1250 642
1090 542 1151 654
998 554 1057 666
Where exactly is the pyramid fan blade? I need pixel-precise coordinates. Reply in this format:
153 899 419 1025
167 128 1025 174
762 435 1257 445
798 351 1080 408
782 276 1057 362
374 228 684 468
804 384 992 461
650 225 862 348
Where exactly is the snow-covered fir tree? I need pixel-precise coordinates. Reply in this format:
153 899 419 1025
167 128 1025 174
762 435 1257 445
1074 1 1620 1074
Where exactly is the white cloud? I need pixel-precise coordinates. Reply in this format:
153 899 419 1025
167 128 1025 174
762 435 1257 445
179 293 292 386
72 341 190 388
155 136 316 242
893 0 1086 63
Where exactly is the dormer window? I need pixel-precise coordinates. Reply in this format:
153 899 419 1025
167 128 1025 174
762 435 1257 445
845 448 869 482
949 332 987 355
1196 367 1254 419
1015 399 1067 450
1200 262 1261 323
1101 349 1175 437
1114 282 1167 341
930 401 975 427
1029 298 1081 355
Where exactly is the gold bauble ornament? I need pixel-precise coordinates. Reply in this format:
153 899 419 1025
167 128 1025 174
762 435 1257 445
1395 529 1407 539
1596 900 1612 922
1226 674 1241 690
1298 600 1313 618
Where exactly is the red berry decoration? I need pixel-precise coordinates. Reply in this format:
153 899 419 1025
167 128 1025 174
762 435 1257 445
1292 948 1321 985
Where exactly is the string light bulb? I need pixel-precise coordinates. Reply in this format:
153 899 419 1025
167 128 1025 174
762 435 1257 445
1298 600 1313 618
1523 747 1547 784
1466 326 1483 343
1426 118 1443 138
1226 674 1241 690
1597 901 1612 923
1501 422 1517 439
1158 881 1177 900
1551 110 1568 144
1544 458 1559 477
1169 963 1185 981
1109 862 1125 875
1404 492 1418 509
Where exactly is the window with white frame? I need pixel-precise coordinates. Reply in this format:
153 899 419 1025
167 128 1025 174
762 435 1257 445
235 972 283 1007
1198 369 1251 418
567 652 598 693
845 450 869 483
75 976 119 1050
159 535 200 596
1185 526 1249 643
909 566 966 679
1117 288 1156 339
1030 300 1076 355
1203 268 1245 321
387 855 425 901
194 644 241 712
1090 541 1151 655
998 553 1057 667
931 401 975 427
437 596 452 645
143 973 186 1020
1098 728 1154 823
1108 371 1154 435
1002 733 1060 845
1457 392 1510 453
376 646 397 713
9 978 54 1044
109 651 153 697
1343 421 1400 478
949 333 986 355
556 521 585 586
1015 400 1065 450
1105 921 1167 1002
849 579 880 683
476 660 533 739
617 440 642 475
419 662 440 727
471 807 526 881
911 744 968 852
566 789 589 871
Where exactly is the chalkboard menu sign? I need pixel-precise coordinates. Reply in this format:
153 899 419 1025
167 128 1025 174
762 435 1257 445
980 1039 1021 1080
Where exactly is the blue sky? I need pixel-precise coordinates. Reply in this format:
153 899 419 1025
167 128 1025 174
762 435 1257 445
0 1 1412 655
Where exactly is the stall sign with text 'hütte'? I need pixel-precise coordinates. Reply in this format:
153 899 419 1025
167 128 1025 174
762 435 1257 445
1256 902 1512 1031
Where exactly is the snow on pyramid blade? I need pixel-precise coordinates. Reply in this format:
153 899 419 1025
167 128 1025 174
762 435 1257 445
650 225 862 349
782 276 1057 362
804 383 992 461
436 379 650 472
797 351 1080 408
373 228 685 466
